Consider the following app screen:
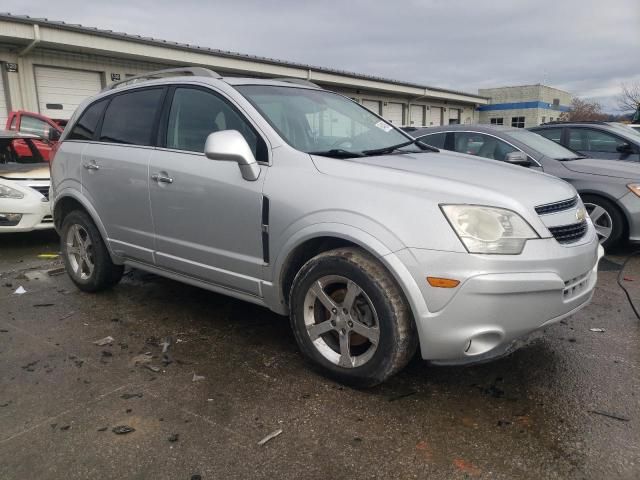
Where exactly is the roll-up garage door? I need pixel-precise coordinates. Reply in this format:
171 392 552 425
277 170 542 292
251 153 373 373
362 99 381 115
409 105 424 127
429 106 442 126
384 102 403 125
0 73 8 127
449 108 460 125
35 66 102 119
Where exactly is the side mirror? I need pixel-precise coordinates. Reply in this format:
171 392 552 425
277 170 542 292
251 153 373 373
48 129 61 142
204 130 261 181
616 143 633 153
505 151 532 167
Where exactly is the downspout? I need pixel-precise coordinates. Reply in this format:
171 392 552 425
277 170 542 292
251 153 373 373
17 24 41 111
18 24 40 57
407 88 429 127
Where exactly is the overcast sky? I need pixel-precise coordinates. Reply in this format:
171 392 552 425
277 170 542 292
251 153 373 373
4 0 639 112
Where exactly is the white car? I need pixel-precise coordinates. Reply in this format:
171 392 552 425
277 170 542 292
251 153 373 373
629 124 640 133
0 130 53 232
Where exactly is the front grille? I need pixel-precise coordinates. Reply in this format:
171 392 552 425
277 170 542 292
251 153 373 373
29 185 49 200
535 196 578 215
548 220 588 244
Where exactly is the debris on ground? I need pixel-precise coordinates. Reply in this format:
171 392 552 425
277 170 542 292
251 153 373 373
589 328 606 333
97 427 108 432
59 425 70 431
93 336 115 346
33 303 54 307
120 393 143 399
192 373 205 382
145 364 161 373
58 312 75 321
168 433 179 442
37 253 59 259
589 410 630 422
101 350 113 357
13 286 26 295
112 425 136 434
257 428 283 446
131 353 153 365
191 475 202 480
47 267 66 276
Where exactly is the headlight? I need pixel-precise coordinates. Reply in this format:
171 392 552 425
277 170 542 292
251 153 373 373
0 183 24 199
627 184 640 197
441 205 539 254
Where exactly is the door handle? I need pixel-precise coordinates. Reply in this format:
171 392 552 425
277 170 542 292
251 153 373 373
83 161 100 171
151 173 174 184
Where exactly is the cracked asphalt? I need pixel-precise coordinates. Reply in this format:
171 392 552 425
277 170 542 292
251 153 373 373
0 230 638 479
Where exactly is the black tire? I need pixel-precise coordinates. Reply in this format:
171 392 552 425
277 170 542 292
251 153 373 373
289 247 418 387
581 194 625 250
60 210 124 292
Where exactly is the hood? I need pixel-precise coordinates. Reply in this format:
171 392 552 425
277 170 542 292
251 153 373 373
0 163 50 180
311 150 576 213
560 158 640 181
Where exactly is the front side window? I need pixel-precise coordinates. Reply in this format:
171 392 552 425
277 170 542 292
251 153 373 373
417 132 446 149
453 132 517 161
569 128 627 153
165 87 266 161
490 118 504 125
68 99 109 141
236 85 409 156
19 116 51 138
511 116 525 128
534 127 562 144
100 88 163 146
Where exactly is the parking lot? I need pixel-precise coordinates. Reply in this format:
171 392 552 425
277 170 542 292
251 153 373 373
0 230 638 479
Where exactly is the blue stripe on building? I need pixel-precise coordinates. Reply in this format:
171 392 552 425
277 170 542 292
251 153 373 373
477 101 570 112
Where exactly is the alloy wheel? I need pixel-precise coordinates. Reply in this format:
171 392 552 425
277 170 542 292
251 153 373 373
584 202 613 243
303 275 380 368
65 224 95 280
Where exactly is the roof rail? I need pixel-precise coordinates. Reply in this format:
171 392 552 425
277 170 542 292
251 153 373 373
103 67 222 91
271 77 321 88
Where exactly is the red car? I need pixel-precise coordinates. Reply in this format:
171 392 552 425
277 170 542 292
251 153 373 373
5 111 65 161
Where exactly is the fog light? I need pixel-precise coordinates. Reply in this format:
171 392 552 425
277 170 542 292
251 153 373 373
0 213 22 226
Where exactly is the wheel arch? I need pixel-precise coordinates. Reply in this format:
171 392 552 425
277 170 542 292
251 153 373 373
578 190 629 237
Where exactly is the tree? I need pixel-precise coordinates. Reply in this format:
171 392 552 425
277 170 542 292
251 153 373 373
559 98 608 121
617 81 640 114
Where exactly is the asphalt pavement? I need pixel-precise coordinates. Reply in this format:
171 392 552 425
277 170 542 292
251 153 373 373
0 230 638 479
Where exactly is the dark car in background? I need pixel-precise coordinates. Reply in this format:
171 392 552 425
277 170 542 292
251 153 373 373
408 124 640 249
530 121 640 163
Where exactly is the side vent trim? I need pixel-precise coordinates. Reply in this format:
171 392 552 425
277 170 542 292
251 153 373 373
261 196 270 264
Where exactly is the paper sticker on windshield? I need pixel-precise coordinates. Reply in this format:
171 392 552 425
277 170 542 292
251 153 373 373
375 121 393 133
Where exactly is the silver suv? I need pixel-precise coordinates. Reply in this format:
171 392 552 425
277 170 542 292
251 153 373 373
51 68 603 386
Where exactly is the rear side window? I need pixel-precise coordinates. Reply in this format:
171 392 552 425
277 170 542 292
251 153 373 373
453 132 517 161
100 89 163 145
68 99 108 141
417 133 446 148
535 128 562 144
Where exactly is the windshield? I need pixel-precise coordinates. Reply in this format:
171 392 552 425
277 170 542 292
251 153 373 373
508 129 582 159
235 85 410 155
609 122 640 140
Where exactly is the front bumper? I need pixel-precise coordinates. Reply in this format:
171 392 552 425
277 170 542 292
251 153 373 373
392 232 602 363
0 190 53 233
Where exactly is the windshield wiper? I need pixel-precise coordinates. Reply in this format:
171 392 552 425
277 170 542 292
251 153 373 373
556 156 587 161
362 138 439 156
308 149 364 158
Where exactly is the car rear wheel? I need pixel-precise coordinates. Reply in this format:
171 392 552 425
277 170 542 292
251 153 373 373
61 210 124 292
289 247 417 387
581 194 625 250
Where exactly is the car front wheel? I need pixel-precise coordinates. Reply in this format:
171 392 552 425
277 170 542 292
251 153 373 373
289 247 418 387
581 195 625 250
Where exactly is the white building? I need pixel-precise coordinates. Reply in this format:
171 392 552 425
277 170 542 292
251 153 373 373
0 13 487 129
478 84 572 128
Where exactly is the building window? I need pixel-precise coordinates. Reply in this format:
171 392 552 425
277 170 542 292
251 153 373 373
490 117 504 125
541 116 546 124
549 117 554 122
511 116 525 128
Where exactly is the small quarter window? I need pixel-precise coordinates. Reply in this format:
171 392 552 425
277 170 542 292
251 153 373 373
417 132 446 149
68 99 109 141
